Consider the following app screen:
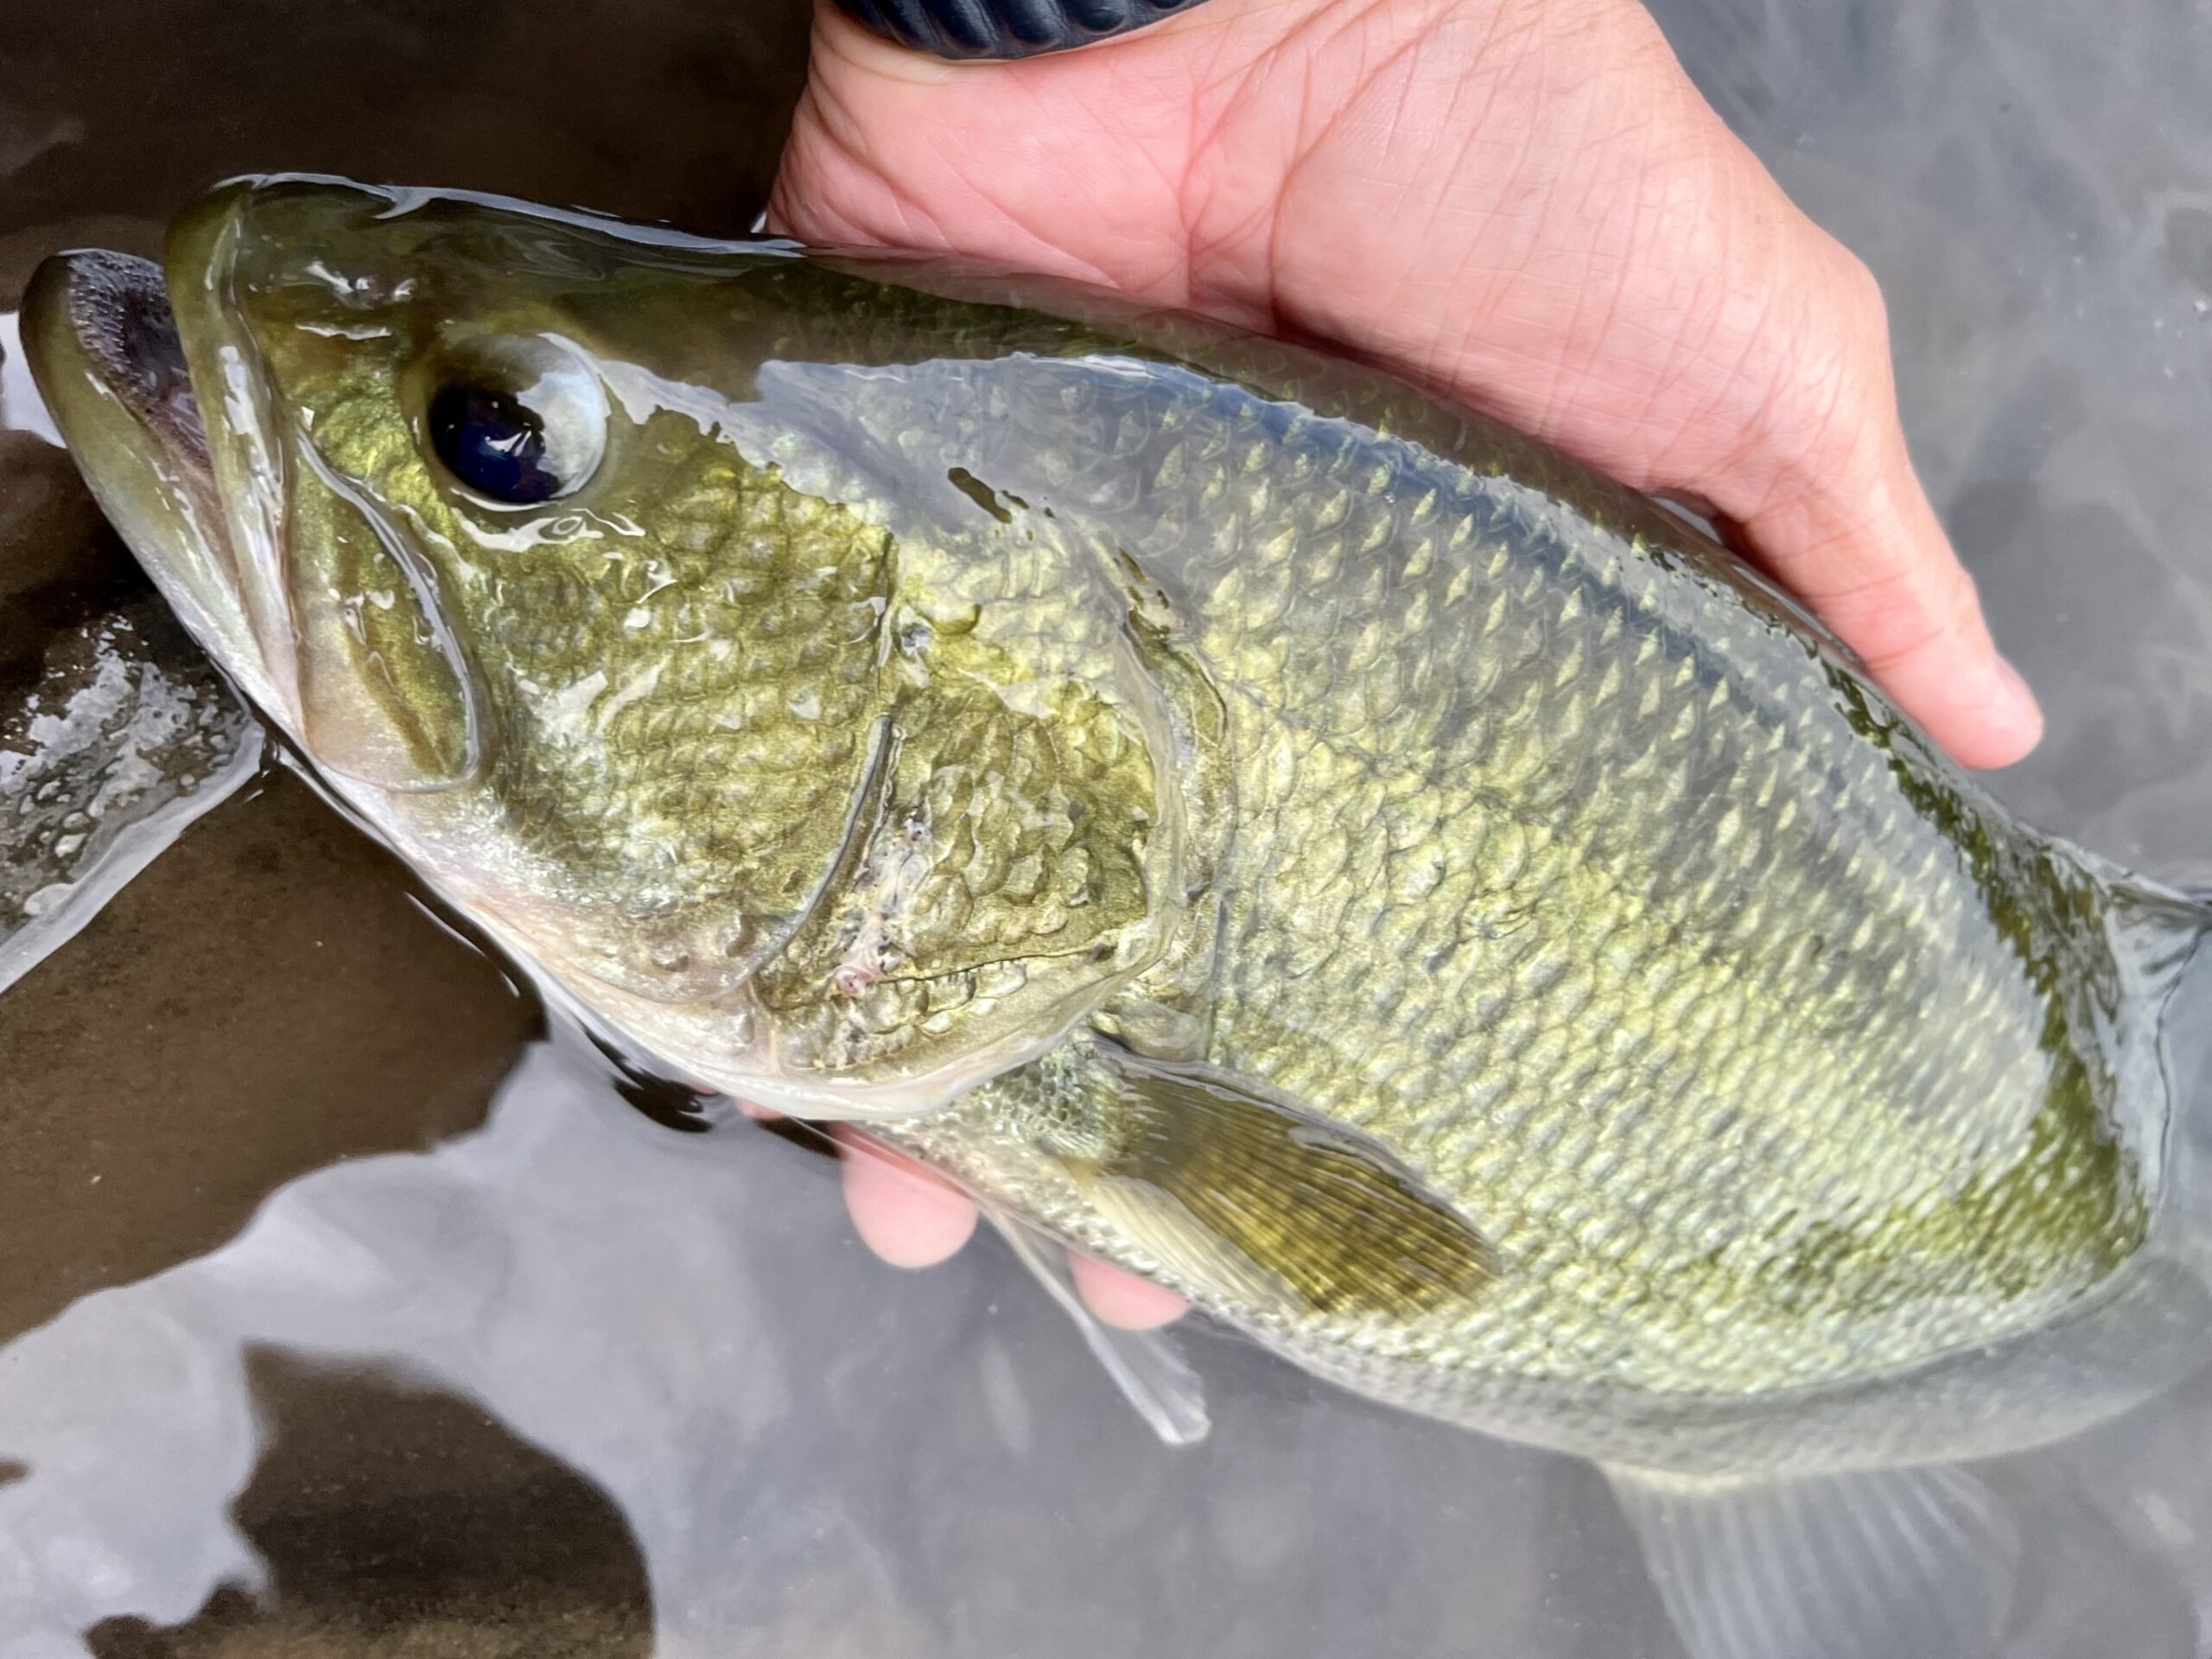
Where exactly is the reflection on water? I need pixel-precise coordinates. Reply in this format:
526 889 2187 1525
90 1348 658 1658
0 1033 1593 1659
1 1037 798 1656
3 0 2212 1654
0 306 257 995
1 1022 2209 1659
0 505 259 995
0 314 60 445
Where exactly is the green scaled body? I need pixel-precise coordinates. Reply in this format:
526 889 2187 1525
24 180 2212 1491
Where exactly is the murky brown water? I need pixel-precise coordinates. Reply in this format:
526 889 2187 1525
6 1 2212 1656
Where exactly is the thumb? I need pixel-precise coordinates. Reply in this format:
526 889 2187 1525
1682 266 2041 770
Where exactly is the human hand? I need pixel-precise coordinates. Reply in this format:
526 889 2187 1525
767 0 2043 1297
833 1127 1191 1326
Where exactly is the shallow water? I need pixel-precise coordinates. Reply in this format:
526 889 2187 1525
3 1 2212 1656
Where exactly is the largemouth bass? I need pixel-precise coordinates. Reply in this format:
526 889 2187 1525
26 176 2212 1659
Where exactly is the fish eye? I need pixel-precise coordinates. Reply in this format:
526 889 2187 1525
423 336 607 508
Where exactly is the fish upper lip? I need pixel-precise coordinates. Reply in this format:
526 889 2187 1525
22 244 263 697
22 182 298 732
160 178 304 728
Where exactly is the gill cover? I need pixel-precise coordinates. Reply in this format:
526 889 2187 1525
167 182 486 789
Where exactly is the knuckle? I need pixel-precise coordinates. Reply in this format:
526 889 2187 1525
1785 236 1892 394
1845 257 1891 340
1821 240 1890 342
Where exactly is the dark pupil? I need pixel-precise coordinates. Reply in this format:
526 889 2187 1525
428 383 562 505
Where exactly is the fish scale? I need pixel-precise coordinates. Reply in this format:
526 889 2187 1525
838 345 2162 1399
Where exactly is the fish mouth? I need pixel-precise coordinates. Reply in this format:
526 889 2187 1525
41 251 209 467
23 189 295 724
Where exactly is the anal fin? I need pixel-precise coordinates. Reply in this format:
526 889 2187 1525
1602 1460 2022 1659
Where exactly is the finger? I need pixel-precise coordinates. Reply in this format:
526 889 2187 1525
834 1127 980 1267
833 1129 1183 1320
1712 435 2040 769
1068 1248 1189 1329
1678 257 2042 770
1754 473 2039 771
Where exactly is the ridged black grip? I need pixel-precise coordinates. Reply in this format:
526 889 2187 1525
834 0 1208 60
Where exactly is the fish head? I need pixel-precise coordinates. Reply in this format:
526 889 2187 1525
22 176 1154 1115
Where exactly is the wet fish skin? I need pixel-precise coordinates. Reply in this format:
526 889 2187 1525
20 180 2210 1487
868 341 2198 1459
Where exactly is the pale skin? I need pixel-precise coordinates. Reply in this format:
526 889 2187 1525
763 0 2044 1325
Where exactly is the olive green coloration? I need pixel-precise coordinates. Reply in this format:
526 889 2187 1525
25 180 2212 1495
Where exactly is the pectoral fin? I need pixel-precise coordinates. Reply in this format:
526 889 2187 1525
1068 1042 1497 1322
1602 1460 2021 1659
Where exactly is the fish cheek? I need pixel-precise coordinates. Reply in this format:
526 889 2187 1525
283 454 483 791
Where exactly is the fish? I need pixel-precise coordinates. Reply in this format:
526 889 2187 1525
24 175 2212 1659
